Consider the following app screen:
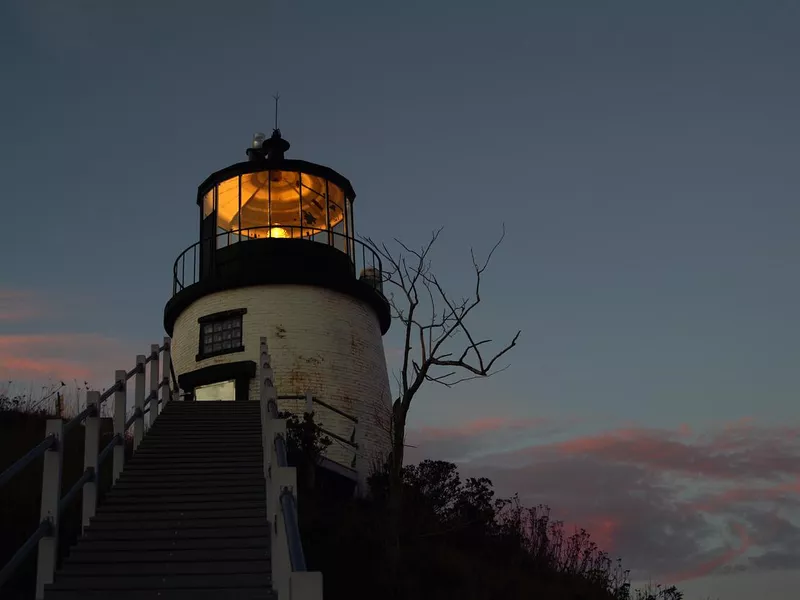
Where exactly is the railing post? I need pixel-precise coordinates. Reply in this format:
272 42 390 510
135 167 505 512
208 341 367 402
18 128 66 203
161 337 171 408
305 391 313 414
259 337 276 502
149 344 160 425
82 391 100 531
35 419 63 600
272 462 295 600
113 370 126 482
134 355 146 450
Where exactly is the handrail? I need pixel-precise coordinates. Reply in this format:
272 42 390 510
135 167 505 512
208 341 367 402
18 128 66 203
0 435 56 489
311 397 358 424
172 225 383 295
0 338 175 598
274 433 289 466
58 468 94 516
280 489 308 571
63 404 96 435
277 394 358 424
0 520 52 589
98 434 122 466
318 426 358 450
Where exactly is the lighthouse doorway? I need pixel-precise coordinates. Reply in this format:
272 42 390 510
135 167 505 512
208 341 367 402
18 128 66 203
194 380 235 401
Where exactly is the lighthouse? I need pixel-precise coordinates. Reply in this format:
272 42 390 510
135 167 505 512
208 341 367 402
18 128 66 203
164 128 392 488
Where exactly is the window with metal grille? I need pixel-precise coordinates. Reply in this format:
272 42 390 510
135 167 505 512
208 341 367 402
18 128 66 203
197 309 246 360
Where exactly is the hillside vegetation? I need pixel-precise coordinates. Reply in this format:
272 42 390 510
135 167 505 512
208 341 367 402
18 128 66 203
1 398 696 600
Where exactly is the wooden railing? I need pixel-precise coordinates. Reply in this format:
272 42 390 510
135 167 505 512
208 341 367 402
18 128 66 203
0 339 176 599
259 337 323 599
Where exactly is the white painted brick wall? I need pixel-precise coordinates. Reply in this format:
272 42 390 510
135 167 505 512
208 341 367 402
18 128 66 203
171 284 392 481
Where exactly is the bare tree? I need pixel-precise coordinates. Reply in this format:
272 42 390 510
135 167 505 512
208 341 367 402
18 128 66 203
363 225 520 579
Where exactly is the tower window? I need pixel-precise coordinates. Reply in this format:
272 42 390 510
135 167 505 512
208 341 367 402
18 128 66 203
197 308 247 360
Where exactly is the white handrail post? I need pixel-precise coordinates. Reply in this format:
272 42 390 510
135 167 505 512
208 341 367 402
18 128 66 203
112 370 127 482
35 419 63 600
134 355 146 450
272 461 294 600
259 337 276 498
161 337 172 408
82 391 100 531
149 344 160 426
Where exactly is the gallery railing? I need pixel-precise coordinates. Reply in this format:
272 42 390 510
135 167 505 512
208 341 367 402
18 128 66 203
172 226 383 296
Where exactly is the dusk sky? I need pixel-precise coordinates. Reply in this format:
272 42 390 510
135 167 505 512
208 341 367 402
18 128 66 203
2 1 800 597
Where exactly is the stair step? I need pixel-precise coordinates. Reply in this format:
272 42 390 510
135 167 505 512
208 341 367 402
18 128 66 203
148 432 261 439
99 499 265 512
117 467 262 478
127 455 263 465
110 478 264 490
105 492 265 505
84 526 270 541
92 507 265 522
146 436 261 444
113 477 264 489
139 434 261 441
130 449 263 458
73 536 269 552
150 418 261 424
89 517 267 530
47 573 271 590
135 442 261 451
66 547 269 563
45 589 276 600
124 462 263 474
58 560 270 576
160 410 261 416
132 448 262 456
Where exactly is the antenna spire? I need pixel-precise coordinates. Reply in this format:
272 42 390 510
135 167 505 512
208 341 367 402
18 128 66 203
272 92 280 132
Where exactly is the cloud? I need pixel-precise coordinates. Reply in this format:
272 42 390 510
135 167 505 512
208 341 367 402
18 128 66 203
0 333 129 384
406 415 554 463
408 416 800 583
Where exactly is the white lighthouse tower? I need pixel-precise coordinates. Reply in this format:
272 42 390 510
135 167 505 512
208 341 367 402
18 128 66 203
164 128 392 489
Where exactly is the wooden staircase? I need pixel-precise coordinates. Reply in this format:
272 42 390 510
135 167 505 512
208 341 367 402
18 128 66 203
44 401 276 600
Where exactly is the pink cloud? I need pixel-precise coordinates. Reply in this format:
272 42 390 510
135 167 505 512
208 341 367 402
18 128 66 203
406 415 553 464
416 416 549 440
0 333 131 384
668 522 752 583
515 422 800 481
413 418 800 583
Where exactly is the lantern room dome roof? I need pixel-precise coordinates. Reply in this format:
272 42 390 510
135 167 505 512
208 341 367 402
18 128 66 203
196 133 356 207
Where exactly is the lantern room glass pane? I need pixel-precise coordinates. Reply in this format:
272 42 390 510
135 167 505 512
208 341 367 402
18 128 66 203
207 171 350 248
327 182 345 232
216 176 240 230
202 188 215 218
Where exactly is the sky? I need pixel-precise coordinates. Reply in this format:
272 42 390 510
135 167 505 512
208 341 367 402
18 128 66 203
1 1 800 597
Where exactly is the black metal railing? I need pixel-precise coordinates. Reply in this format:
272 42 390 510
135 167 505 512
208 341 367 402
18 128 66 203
172 226 383 296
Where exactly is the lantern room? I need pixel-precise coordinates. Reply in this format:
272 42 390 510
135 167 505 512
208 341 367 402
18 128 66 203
198 129 356 259
165 128 390 336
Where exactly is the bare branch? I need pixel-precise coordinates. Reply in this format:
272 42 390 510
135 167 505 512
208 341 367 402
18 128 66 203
362 224 519 504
